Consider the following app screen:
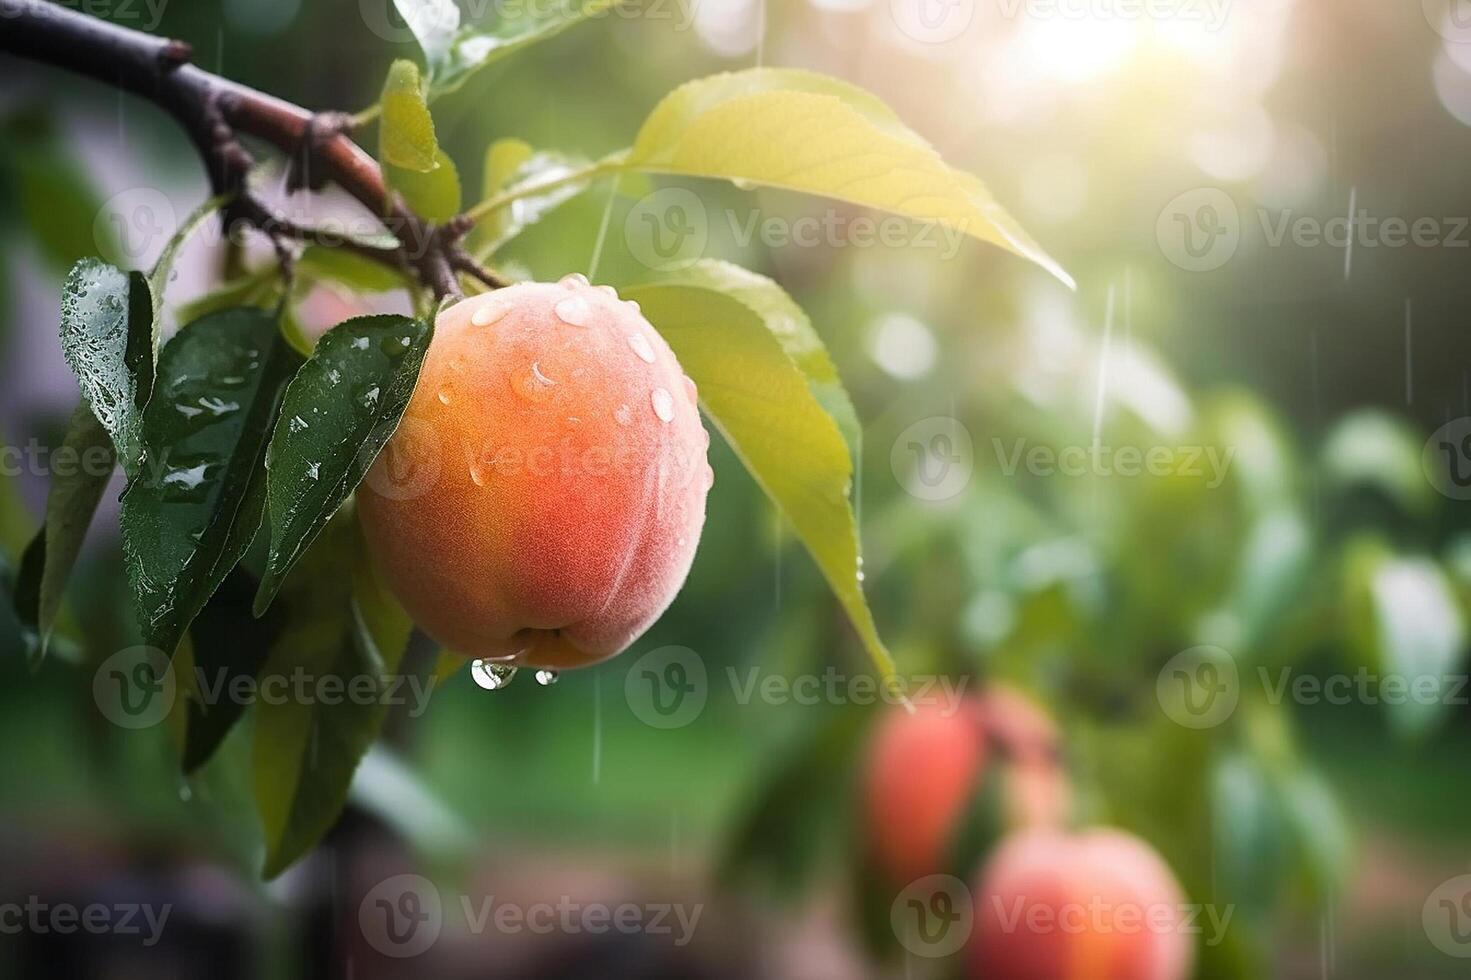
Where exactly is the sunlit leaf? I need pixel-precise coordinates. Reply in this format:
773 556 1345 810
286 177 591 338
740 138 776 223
121 308 300 656
298 246 411 295
1321 410 1431 514
60 259 154 474
386 146 462 223
624 69 1071 287
392 0 460 71
470 141 592 256
253 510 413 878
429 0 618 98
254 315 432 615
625 262 893 677
379 59 440 173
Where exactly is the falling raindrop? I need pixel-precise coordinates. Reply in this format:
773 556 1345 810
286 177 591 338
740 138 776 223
471 659 517 690
559 272 590 288
555 296 594 327
472 304 507 327
535 669 559 686
651 387 675 422
627 332 656 364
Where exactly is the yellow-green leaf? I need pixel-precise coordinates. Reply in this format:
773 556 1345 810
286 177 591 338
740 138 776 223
379 59 440 173
386 146 461 223
624 262 893 679
623 68 1070 287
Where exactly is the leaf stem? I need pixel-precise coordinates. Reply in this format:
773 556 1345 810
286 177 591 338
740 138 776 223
461 153 626 225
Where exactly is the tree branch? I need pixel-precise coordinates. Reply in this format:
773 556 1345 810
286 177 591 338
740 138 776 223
0 2 487 300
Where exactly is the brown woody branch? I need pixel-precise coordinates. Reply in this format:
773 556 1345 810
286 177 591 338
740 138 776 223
0 2 506 298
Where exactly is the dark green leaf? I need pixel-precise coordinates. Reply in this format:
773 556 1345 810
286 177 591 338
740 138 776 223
253 510 412 877
121 308 300 656
11 404 116 662
60 259 155 473
254 315 432 615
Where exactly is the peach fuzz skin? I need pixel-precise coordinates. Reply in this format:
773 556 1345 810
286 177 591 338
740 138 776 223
863 689 1069 886
970 828 1194 980
358 276 712 670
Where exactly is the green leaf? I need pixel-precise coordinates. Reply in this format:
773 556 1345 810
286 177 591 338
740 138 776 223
254 315 432 616
11 404 115 662
386 146 462 223
428 0 617 98
298 246 411 295
60 259 155 474
470 141 592 256
392 0 460 71
624 69 1071 287
179 569 284 772
2 112 108 271
625 262 893 678
1210 751 1288 923
121 308 300 656
379 59 440 173
172 266 283 326
1320 410 1431 514
253 510 413 878
150 194 230 326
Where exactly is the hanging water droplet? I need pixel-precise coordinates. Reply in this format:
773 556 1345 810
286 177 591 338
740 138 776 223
555 296 594 327
856 570 866 583
651 387 675 423
627 332 656 364
534 669 559 686
615 404 633 426
472 304 507 328
471 659 518 690
511 361 557 403
559 272 590 288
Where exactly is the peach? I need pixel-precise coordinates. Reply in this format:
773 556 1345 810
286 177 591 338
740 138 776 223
970 828 1194 980
863 687 1068 885
357 275 712 669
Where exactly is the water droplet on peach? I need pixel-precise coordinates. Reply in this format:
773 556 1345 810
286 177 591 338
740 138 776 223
615 404 633 426
555 297 594 327
558 273 590 289
437 388 453 406
651 387 675 423
682 375 698 403
511 361 558 402
596 284 617 297
627 333 656 364
471 659 517 690
472 304 507 328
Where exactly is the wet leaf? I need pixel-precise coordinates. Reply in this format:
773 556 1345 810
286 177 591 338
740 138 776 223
254 314 432 615
60 259 155 473
120 308 300 656
429 0 617 98
379 59 440 173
